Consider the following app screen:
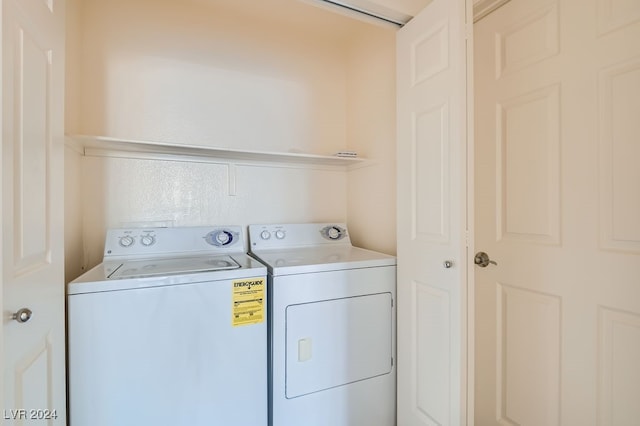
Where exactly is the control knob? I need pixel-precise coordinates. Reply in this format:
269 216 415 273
140 235 156 246
328 227 341 239
321 225 346 241
206 229 235 247
216 231 231 245
119 236 135 247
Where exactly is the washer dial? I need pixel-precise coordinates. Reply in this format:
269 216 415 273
205 229 237 247
260 230 271 240
275 230 286 240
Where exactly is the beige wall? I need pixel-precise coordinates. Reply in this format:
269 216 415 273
65 0 397 279
346 30 397 255
71 0 356 153
65 0 85 283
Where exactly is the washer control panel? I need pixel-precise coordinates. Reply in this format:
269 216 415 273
249 223 351 250
104 226 244 258
115 229 157 249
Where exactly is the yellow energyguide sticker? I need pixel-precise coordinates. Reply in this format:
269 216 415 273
232 277 265 326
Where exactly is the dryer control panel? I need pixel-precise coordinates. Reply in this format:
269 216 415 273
249 223 351 250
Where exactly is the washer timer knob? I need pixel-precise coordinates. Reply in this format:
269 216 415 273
205 229 236 247
260 231 271 240
215 231 231 245
275 230 286 239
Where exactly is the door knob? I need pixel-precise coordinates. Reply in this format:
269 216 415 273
474 252 497 268
11 308 32 323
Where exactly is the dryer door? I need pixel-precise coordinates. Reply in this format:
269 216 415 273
285 292 393 398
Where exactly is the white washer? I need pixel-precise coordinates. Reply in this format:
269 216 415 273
67 226 267 426
248 223 396 426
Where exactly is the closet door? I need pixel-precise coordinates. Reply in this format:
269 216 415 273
2 0 66 422
396 0 472 425
475 0 640 424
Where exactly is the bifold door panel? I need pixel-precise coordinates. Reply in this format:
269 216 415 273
285 293 392 398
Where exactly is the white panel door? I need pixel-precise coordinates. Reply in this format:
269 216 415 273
474 0 640 424
1 0 66 423
396 1 472 425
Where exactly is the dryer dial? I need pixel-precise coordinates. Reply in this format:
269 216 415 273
260 230 271 240
320 225 346 241
275 230 286 240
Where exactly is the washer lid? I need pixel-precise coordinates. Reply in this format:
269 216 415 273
108 255 241 279
68 253 267 295
251 245 396 276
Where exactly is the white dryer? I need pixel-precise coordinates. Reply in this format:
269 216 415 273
248 223 396 426
67 226 267 426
